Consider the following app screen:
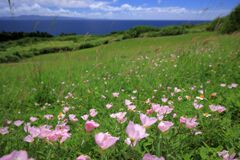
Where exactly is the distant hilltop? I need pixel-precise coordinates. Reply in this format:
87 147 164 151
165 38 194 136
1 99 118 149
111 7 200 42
0 15 86 20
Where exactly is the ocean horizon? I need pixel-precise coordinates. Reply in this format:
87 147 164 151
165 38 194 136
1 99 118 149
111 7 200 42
0 19 209 35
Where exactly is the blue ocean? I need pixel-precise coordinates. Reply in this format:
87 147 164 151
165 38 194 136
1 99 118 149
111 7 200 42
0 20 207 35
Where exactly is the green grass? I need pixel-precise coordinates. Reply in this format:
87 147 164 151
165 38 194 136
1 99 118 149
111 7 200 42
0 24 205 63
0 34 122 62
0 32 240 159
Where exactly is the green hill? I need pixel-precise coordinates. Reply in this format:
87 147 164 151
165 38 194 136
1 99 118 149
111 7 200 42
0 31 240 159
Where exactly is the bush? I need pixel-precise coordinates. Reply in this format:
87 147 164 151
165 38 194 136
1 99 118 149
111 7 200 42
208 4 240 34
122 25 188 39
0 31 53 42
123 26 159 39
4 55 20 62
206 17 225 31
159 26 187 36
220 5 240 33
78 43 95 49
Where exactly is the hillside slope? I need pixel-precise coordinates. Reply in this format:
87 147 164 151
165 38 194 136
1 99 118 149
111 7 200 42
0 32 240 159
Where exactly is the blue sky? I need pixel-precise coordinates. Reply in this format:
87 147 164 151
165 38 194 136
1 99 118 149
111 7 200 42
0 0 239 20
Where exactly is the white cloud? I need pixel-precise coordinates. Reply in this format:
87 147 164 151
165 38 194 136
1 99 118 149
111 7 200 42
0 0 231 20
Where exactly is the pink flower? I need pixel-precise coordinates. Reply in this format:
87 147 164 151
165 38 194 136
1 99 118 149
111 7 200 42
0 150 32 160
81 114 89 121
33 124 71 143
228 83 238 89
125 99 132 106
24 123 31 132
110 112 127 123
146 108 154 115
112 92 119 97
24 135 34 143
106 103 113 109
127 105 136 111
179 116 187 123
125 121 149 146
38 125 52 139
157 106 173 115
89 109 98 117
209 105 226 113
14 120 24 127
76 155 90 160
218 150 237 160
217 106 226 113
85 120 100 132
158 121 174 132
193 100 203 109
152 103 161 112
46 124 71 143
157 113 164 121
180 116 198 129
30 117 38 122
44 114 54 120
63 107 70 113
231 83 238 88
143 153 165 160
152 104 173 115
185 118 198 129
95 132 119 150
140 114 157 128
0 127 9 135
28 126 40 137
161 97 168 103
69 114 78 122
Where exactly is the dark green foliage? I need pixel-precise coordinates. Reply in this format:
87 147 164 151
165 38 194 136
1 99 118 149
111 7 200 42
207 4 240 33
38 47 73 55
0 46 73 63
3 55 20 62
0 31 53 42
123 25 187 39
158 26 187 36
78 43 96 49
123 26 159 39
206 17 226 31
220 5 240 33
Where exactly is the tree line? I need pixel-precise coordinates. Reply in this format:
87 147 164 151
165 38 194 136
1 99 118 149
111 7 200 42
0 31 53 42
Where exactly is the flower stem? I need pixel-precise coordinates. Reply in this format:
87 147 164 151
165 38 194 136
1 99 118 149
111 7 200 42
157 132 162 157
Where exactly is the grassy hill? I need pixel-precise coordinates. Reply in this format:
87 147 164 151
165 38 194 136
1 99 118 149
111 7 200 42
0 24 208 63
0 31 240 159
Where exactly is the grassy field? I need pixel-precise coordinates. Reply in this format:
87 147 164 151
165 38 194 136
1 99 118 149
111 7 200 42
0 24 207 63
0 34 122 63
0 31 240 159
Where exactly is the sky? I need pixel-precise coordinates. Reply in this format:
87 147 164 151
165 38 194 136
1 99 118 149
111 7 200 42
0 0 239 20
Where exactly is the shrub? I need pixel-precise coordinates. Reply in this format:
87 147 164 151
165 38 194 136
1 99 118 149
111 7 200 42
123 26 159 39
0 31 52 42
220 5 240 33
78 43 96 49
208 4 240 34
4 55 20 62
159 26 187 36
206 17 225 31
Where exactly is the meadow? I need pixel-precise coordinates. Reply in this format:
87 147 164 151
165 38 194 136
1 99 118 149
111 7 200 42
0 30 240 160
